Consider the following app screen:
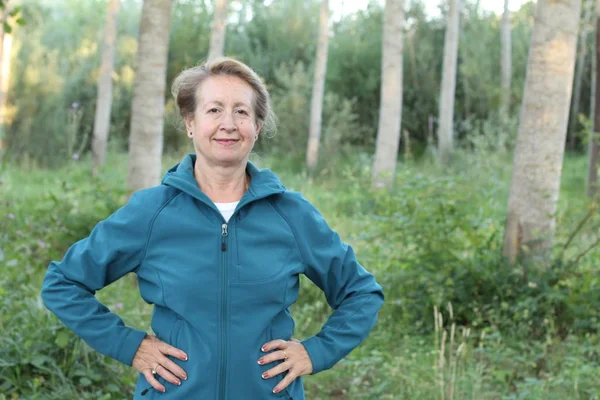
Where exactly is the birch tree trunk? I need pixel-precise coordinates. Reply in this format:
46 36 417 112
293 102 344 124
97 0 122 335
503 0 582 263
208 0 228 59
92 0 120 176
372 0 404 188
306 0 329 172
587 0 600 197
500 0 512 115
127 0 173 192
568 0 593 149
437 0 461 165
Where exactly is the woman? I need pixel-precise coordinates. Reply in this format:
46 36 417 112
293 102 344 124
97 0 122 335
41 57 384 399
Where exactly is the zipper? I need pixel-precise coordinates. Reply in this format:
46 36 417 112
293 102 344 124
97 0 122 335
219 223 229 400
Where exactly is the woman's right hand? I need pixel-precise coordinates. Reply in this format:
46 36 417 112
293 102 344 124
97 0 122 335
132 334 188 393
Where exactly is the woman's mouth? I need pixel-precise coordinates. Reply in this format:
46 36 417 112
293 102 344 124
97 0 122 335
214 139 239 146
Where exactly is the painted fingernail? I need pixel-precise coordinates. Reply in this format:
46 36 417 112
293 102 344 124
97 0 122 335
273 388 280 393
262 373 268 379
257 359 264 365
184 355 189 361
176 380 181 386
261 346 267 352
162 388 166 393
183 375 188 380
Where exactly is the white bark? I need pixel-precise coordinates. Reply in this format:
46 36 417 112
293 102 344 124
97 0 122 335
306 0 329 172
208 0 228 59
587 0 600 196
437 0 461 165
500 0 512 114
92 0 120 175
372 0 405 188
568 0 593 147
127 0 173 192
503 0 582 262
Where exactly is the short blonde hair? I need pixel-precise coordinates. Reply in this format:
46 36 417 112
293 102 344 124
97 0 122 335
171 57 276 134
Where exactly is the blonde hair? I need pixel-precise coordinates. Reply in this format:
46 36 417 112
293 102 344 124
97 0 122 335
171 57 276 134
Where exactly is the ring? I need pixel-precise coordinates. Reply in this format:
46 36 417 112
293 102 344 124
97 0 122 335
152 364 159 375
282 350 288 361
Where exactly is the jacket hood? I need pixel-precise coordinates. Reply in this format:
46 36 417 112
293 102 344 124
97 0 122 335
161 154 286 202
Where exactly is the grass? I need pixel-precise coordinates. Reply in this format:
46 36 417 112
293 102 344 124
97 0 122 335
1 150 599 399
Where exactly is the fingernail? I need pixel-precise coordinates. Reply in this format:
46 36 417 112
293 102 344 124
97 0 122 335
257 359 263 365
183 375 188 381
262 373 268 379
273 388 280 393
177 380 181 386
162 388 166 393
185 355 189 361
261 346 267 352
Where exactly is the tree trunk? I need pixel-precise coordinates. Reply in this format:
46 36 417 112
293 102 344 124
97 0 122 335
372 0 405 188
306 0 329 172
568 0 593 149
208 0 228 59
0 4 10 141
127 0 173 192
92 0 120 176
503 0 582 263
500 0 512 115
588 0 600 197
437 0 461 165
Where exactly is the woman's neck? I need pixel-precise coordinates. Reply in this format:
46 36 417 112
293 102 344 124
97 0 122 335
193 157 249 203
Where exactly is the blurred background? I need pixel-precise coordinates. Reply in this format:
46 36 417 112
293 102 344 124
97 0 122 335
1 0 599 398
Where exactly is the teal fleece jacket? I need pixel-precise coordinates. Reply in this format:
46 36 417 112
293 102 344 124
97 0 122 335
41 154 384 400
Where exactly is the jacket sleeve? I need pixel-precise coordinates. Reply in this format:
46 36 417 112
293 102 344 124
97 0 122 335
281 193 384 374
40 191 158 366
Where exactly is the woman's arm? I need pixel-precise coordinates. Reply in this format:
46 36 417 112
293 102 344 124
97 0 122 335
274 192 385 374
41 190 166 366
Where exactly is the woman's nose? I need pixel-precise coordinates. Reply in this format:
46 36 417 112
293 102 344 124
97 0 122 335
219 112 237 132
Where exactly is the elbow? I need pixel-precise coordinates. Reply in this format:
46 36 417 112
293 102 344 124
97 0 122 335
40 262 61 311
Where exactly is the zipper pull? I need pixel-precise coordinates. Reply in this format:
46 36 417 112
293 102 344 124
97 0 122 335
221 223 228 252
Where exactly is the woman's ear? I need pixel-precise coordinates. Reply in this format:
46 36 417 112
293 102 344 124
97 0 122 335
184 117 194 138
255 121 263 139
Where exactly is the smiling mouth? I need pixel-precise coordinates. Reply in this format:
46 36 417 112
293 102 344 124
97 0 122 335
214 139 240 145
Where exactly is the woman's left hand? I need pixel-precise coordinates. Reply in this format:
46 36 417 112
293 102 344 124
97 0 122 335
257 338 314 394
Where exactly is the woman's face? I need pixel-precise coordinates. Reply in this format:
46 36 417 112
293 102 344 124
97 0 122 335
185 75 261 168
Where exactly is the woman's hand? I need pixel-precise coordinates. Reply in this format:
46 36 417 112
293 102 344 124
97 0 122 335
132 334 188 393
257 338 314 394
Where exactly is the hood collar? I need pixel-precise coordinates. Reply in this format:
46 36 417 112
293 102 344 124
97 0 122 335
162 154 286 203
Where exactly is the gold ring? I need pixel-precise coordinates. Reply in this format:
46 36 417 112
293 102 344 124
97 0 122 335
282 350 288 361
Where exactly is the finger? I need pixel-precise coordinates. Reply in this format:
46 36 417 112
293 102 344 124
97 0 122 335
272 368 297 394
261 339 288 352
159 356 188 381
158 342 188 361
143 369 165 393
258 349 288 365
156 364 181 387
290 338 301 344
261 360 291 380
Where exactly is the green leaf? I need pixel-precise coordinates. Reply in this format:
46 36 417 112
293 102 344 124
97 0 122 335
16 18 25 26
79 377 92 386
3 22 10 34
55 331 69 349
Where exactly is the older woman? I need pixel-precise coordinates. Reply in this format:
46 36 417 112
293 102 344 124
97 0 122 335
41 57 384 399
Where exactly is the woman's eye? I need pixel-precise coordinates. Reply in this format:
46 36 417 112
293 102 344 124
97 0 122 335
236 109 249 115
208 108 219 113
